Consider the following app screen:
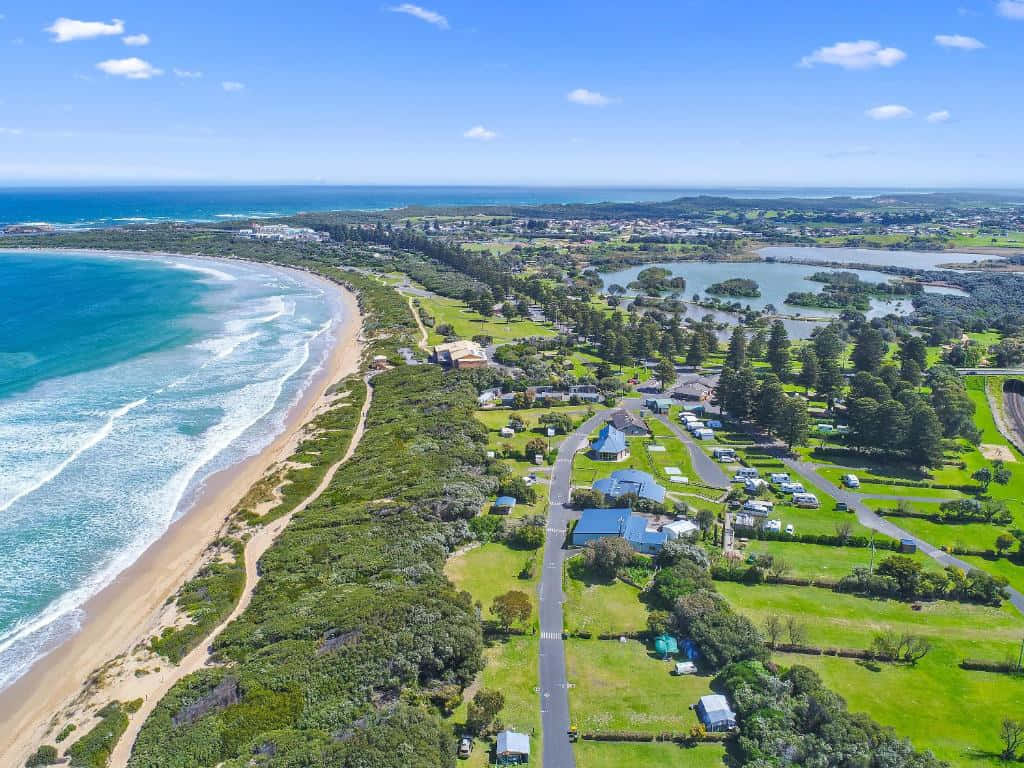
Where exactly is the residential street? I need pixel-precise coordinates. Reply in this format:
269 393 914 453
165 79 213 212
539 411 606 768
781 456 1024 614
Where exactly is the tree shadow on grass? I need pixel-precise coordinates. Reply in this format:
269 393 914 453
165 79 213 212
855 659 883 673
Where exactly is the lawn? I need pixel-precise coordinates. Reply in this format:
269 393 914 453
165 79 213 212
446 542 539 623
775 652 1024 768
565 639 714 734
417 294 555 345
573 741 726 768
863 499 1013 554
444 541 541 765
718 580 1024 764
563 556 649 636
739 539 937 581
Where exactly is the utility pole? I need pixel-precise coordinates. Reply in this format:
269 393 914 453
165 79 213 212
1017 635 1024 673
869 532 876 575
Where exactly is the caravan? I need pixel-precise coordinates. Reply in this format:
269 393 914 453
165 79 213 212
732 467 759 482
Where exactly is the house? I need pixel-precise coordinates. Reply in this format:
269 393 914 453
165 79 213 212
432 340 488 369
495 730 531 765
673 379 715 402
572 508 633 547
371 354 390 370
593 469 666 504
590 424 630 461
571 508 668 554
609 409 650 436
493 496 517 514
697 694 737 732
644 397 674 414
568 384 602 403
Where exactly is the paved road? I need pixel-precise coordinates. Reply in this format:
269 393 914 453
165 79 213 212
782 456 1024 614
652 413 730 489
539 411 607 768
956 368 1024 376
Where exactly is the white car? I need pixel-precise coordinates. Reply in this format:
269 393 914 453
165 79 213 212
785 524 795 535
842 474 861 488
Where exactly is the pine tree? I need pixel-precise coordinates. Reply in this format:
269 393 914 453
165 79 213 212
726 326 747 368
766 320 791 378
797 347 819 393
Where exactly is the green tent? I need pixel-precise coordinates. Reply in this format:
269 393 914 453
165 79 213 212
654 634 679 658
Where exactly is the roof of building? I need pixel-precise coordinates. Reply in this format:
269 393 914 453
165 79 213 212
610 410 648 432
591 424 628 455
574 508 632 537
663 519 698 536
496 731 531 756
623 515 667 548
592 469 666 503
494 496 517 508
697 694 737 725
434 339 487 362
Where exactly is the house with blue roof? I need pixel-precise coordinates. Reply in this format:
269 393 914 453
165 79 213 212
592 469 666 504
571 508 668 554
589 424 629 461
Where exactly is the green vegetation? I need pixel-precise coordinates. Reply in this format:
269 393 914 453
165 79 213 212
66 700 140 768
565 639 711 733
574 741 726 768
128 367 491 767
706 277 760 298
149 538 245 663
563 556 648 636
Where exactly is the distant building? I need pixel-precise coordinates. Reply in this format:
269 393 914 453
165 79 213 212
568 384 602 403
697 694 737 732
609 409 649 436
238 223 329 242
644 397 674 414
593 469 666 504
673 379 715 402
493 496 517 515
590 424 630 461
432 340 488 369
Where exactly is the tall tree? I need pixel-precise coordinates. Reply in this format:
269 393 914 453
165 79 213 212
685 333 708 367
726 326 747 369
766 320 791 378
777 398 810 450
900 336 928 371
852 327 887 373
797 347 819 394
813 326 845 362
757 375 788 434
907 403 944 467
817 358 844 405
748 329 767 360
656 356 677 390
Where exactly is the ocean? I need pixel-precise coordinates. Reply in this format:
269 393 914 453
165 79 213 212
0 185 968 229
0 250 343 690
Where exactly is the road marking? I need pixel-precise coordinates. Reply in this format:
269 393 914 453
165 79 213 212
541 631 561 640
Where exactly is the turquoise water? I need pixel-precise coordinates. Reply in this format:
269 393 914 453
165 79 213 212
0 251 343 689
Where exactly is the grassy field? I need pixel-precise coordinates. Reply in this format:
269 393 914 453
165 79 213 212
563 556 649 636
739 539 939 580
718 580 1024 766
573 741 726 768
417 294 555 345
565 638 713 734
444 541 541 765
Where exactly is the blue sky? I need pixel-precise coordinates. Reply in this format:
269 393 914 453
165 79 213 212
1 0 1023 186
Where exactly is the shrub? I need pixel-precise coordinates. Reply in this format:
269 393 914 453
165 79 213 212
25 746 58 767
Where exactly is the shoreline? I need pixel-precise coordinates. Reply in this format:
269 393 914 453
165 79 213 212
0 253 363 766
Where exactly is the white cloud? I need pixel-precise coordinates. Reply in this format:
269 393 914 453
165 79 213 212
174 68 203 79
866 104 913 120
96 57 163 79
122 33 150 46
567 88 613 107
800 40 907 70
927 110 951 123
47 17 124 43
0 127 24 136
222 81 245 92
389 4 449 29
998 0 1024 19
464 125 497 141
934 34 985 49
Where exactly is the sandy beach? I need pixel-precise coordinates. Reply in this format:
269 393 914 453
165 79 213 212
0 258 364 767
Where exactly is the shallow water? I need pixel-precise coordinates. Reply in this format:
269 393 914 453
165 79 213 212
0 250 343 690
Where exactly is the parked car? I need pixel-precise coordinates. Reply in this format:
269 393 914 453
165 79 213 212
785 523 795 535
457 737 473 759
842 474 860 488
836 501 849 512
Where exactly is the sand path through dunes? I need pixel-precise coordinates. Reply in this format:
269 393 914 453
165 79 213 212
108 374 374 768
